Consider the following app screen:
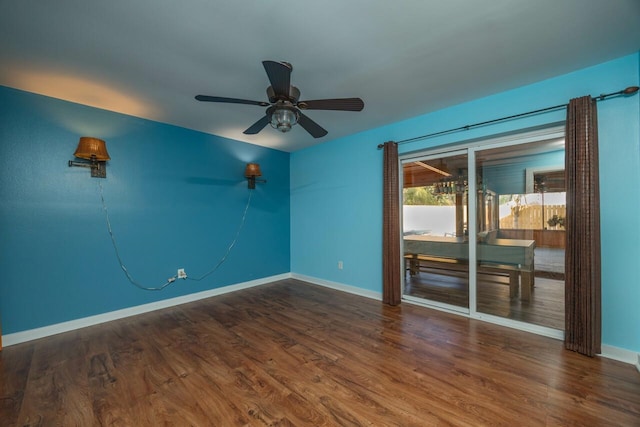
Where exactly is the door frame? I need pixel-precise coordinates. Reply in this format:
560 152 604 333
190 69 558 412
399 124 565 340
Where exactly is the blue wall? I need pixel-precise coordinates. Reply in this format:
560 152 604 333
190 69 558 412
483 150 565 195
0 86 290 334
291 53 640 352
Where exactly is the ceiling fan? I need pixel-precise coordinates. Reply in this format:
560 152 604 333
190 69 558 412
195 60 364 138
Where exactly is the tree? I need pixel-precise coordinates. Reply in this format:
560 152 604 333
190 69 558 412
403 186 454 206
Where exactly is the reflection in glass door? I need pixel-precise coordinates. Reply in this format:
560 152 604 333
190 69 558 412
474 138 565 330
402 152 470 311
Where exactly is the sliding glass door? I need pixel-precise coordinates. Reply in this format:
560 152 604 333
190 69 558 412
402 151 470 312
401 127 566 334
474 138 565 330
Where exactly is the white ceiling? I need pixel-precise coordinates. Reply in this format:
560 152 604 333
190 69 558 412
2 1 639 152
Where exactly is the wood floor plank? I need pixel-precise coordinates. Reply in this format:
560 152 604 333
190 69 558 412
16 331 94 426
0 342 33 426
1 278 639 426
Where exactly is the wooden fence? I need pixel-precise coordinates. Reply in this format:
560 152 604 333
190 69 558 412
500 205 566 230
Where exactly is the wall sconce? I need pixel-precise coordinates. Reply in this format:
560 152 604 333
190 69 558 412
245 163 266 189
68 137 110 178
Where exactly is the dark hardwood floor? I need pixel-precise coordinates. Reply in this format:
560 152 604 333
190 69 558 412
1 279 638 426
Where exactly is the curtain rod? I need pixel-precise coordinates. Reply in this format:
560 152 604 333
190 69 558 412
377 86 639 149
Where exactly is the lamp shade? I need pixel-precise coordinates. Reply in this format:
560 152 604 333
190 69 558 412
73 137 111 161
245 163 262 177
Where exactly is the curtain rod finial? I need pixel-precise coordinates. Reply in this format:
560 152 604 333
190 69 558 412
377 141 397 150
623 86 639 95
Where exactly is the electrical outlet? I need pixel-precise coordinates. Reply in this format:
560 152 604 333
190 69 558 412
338 261 343 270
177 268 187 279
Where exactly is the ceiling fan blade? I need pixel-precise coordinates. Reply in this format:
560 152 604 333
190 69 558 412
243 115 270 135
262 61 292 98
298 98 364 111
297 112 328 138
195 95 269 107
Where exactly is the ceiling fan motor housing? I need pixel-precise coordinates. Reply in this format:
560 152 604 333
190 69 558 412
267 85 300 103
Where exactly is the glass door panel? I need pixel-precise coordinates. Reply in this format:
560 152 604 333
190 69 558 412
474 139 565 330
402 152 469 310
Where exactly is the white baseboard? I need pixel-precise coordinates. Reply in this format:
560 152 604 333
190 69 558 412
600 344 640 368
293 276 640 369
5 273 639 372
290 273 382 301
2 273 291 347
294 275 640 369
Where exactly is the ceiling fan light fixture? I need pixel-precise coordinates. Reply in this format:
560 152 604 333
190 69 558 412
270 107 298 133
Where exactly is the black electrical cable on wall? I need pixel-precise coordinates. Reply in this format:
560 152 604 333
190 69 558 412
98 181 253 291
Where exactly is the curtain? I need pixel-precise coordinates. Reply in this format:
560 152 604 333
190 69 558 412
564 96 601 357
383 141 401 305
